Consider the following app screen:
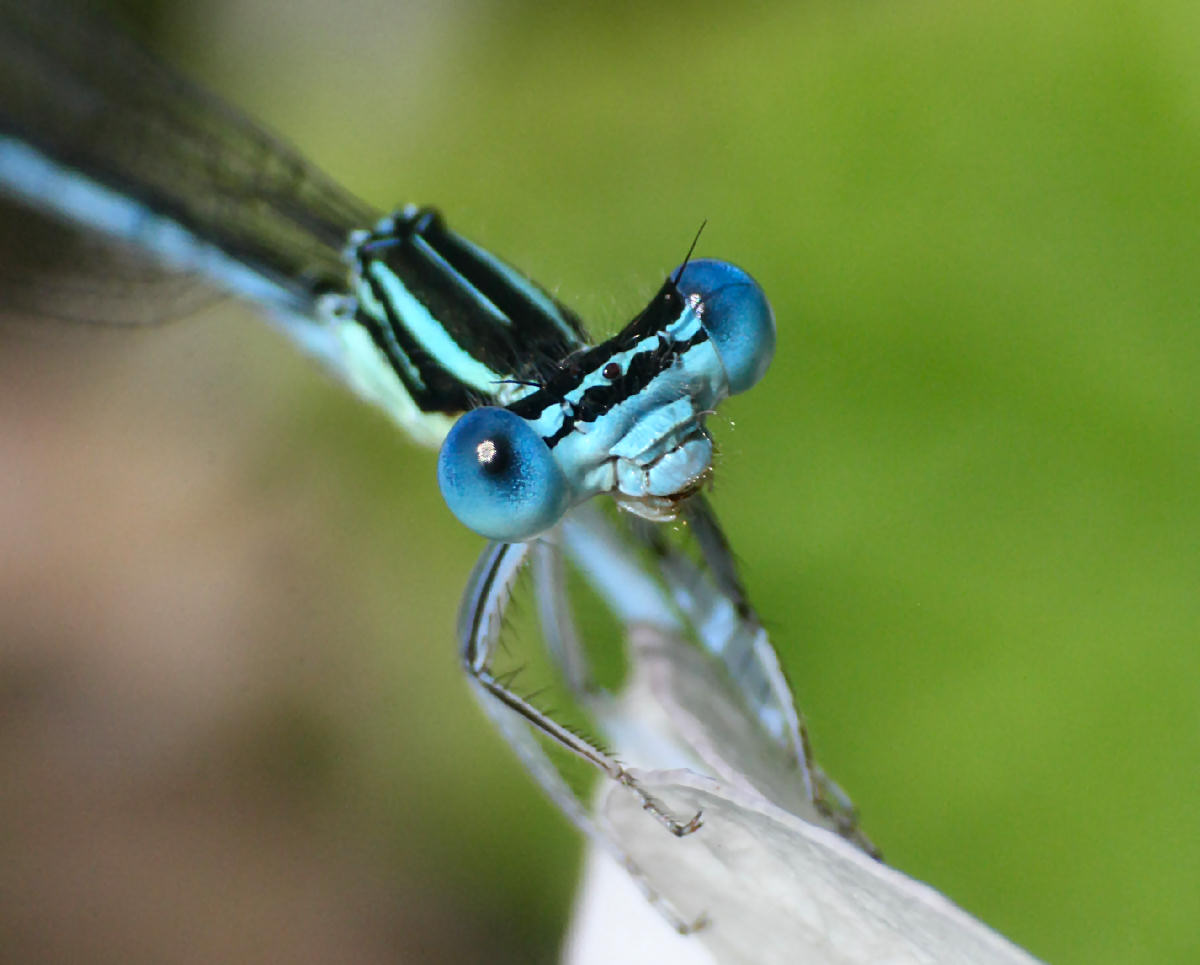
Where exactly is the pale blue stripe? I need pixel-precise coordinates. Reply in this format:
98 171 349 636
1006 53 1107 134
0 136 297 314
354 270 427 390
560 505 680 629
367 258 504 394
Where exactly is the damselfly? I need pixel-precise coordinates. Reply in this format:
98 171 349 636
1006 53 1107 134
0 0 871 930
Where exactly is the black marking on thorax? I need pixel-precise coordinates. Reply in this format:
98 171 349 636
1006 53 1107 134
351 207 588 414
507 279 708 446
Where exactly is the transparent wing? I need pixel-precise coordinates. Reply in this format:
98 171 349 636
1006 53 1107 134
459 499 878 932
0 197 225 330
0 0 378 317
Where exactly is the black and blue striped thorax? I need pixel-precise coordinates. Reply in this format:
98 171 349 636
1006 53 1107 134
348 206 587 414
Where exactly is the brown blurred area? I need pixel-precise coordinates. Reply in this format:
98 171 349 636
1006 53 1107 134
0 216 544 961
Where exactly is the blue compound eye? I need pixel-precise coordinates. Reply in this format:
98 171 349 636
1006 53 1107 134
672 258 776 395
437 407 570 542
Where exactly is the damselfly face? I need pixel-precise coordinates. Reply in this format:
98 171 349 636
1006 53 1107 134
437 259 776 541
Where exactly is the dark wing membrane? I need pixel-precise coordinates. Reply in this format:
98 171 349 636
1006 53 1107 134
0 0 378 315
0 195 228 330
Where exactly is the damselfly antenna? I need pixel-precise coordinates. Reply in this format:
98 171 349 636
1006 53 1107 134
672 219 708 285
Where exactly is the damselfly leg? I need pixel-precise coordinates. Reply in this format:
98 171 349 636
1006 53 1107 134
458 498 877 909
459 533 703 840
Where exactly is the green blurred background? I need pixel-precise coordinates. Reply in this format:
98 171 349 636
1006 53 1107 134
2 0 1198 962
